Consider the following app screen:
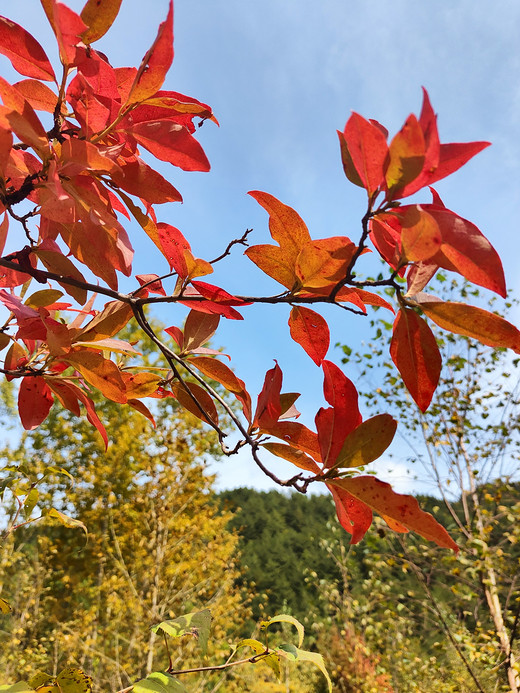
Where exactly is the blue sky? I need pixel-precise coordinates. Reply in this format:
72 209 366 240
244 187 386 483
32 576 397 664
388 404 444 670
3 1 520 494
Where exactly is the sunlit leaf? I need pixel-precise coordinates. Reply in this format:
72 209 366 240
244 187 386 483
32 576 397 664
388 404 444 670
152 610 211 654
260 613 305 647
80 0 123 44
0 16 56 80
330 413 397 470
331 476 458 550
390 307 441 412
47 509 88 538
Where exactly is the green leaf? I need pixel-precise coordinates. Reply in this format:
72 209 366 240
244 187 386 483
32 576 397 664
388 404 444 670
329 413 397 470
235 639 280 679
46 509 88 538
293 648 332 692
260 614 305 647
277 643 298 661
0 684 34 692
27 673 52 689
133 672 186 693
54 668 92 693
151 609 211 654
23 488 39 519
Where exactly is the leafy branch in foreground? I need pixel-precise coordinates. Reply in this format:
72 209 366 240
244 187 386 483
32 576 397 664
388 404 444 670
0 1 518 563
0 611 331 693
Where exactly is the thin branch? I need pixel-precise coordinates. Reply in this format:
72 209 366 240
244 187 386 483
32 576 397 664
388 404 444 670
210 228 253 264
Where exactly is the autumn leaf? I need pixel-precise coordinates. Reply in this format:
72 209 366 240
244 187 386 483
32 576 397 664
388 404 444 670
327 482 373 544
0 16 56 81
400 205 442 262
254 362 283 429
385 114 425 196
80 0 123 44
129 120 210 172
188 355 252 421
331 476 459 550
127 0 173 104
18 376 54 430
288 306 330 366
330 413 397 470
419 299 520 353
170 380 219 426
65 349 127 404
390 307 441 412
341 112 388 196
262 442 321 474
315 361 361 468
261 420 322 460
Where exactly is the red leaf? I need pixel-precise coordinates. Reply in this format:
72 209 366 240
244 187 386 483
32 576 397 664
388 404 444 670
0 16 56 81
111 158 182 204
331 476 458 551
135 274 166 296
289 306 329 366
427 208 506 297
18 377 54 430
41 0 87 67
13 80 63 114
191 281 251 306
127 0 173 104
254 362 283 429
419 300 520 353
156 223 213 278
342 113 388 196
327 482 373 544
390 307 441 412
315 361 361 468
128 119 210 172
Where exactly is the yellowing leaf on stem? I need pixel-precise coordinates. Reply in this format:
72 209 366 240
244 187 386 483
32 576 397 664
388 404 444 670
80 0 123 44
400 205 442 262
330 413 397 470
65 349 127 404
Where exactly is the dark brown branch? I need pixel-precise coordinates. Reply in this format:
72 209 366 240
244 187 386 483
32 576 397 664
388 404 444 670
210 228 253 264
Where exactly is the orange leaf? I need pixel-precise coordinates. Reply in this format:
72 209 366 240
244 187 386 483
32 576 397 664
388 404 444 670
295 237 356 289
262 442 321 474
170 380 219 426
400 205 442 262
128 398 156 426
390 307 441 412
122 372 162 399
244 244 298 290
419 300 520 353
0 16 56 81
76 301 133 342
127 0 173 104
80 0 123 44
13 80 64 114
289 306 329 366
18 377 54 429
331 476 458 551
385 114 425 196
65 349 127 403
188 355 252 422
260 420 322 461
248 190 311 252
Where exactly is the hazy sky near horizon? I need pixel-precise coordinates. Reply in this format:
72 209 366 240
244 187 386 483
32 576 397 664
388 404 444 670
3 1 520 494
